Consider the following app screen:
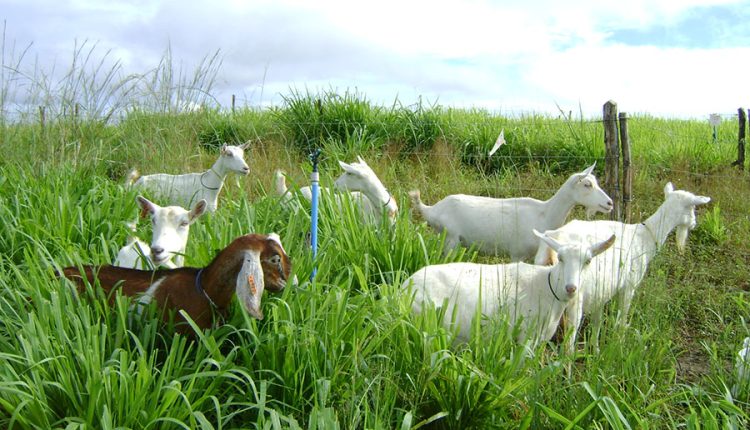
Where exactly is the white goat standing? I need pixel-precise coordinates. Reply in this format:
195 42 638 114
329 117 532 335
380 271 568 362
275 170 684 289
402 229 615 346
533 182 711 353
115 196 208 270
409 163 613 260
129 143 250 212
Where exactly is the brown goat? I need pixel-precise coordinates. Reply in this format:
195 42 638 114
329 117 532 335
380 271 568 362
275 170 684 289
61 233 294 333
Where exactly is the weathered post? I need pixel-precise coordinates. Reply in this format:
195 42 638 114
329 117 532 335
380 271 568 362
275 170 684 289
231 94 236 113
732 107 746 169
603 100 621 220
39 106 45 130
619 112 632 223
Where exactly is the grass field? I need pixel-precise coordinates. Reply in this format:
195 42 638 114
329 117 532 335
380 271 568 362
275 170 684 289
1 85 750 428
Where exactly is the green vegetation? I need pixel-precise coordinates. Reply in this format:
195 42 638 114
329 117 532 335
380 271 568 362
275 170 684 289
1 48 749 428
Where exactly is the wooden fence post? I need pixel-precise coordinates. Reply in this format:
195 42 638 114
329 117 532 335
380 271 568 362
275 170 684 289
39 106 45 130
619 112 632 223
732 107 746 169
603 100 621 221
231 94 236 113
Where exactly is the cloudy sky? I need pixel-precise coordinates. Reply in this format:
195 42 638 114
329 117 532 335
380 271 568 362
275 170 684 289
3 0 749 118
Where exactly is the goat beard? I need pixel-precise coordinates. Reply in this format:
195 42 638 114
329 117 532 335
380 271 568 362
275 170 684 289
675 225 689 253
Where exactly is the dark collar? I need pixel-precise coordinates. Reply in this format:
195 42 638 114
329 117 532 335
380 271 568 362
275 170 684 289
195 268 219 310
548 271 562 302
200 169 221 191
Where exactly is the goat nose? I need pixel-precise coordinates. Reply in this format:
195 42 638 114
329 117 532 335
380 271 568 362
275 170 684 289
151 246 164 256
565 284 577 295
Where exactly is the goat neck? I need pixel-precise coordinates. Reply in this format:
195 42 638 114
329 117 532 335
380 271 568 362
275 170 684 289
201 158 228 191
640 198 688 249
539 178 579 231
361 178 399 220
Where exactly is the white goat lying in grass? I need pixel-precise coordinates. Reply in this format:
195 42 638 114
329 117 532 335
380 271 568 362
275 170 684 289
409 163 613 260
129 143 250 212
274 157 397 223
402 229 615 346
533 182 711 352
115 196 207 269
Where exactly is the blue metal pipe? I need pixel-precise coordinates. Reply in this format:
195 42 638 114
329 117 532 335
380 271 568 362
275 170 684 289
309 149 321 281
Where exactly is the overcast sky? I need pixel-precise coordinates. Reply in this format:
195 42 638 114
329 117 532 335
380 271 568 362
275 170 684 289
3 0 750 118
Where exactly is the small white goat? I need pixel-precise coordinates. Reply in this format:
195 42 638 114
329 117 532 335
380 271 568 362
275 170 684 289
409 163 613 260
129 143 250 212
533 182 711 352
274 169 315 210
115 196 207 270
402 229 615 346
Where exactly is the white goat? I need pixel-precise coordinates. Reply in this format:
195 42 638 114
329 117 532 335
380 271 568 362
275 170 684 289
274 157 397 223
129 143 250 212
409 163 613 260
402 229 615 346
533 182 711 352
333 157 398 224
115 196 207 270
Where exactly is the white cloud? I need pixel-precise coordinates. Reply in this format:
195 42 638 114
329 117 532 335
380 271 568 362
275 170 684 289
2 0 747 117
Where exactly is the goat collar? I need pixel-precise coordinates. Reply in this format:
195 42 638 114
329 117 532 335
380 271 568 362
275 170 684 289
195 268 219 311
641 223 658 247
382 192 392 208
200 169 222 190
548 271 562 302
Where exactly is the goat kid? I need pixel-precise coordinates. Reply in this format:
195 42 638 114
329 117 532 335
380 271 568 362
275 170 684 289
534 182 710 353
402 229 615 347
62 233 294 333
115 196 207 270
409 163 613 260
129 143 250 212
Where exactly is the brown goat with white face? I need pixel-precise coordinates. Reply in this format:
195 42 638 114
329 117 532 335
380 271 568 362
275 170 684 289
61 233 294 333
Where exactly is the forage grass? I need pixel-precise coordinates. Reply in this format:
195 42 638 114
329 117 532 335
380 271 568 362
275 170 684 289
1 43 750 427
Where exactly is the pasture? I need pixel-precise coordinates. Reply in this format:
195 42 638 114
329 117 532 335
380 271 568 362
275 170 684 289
0 95 749 429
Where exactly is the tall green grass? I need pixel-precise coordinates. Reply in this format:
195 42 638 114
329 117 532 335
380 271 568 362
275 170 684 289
1 43 749 428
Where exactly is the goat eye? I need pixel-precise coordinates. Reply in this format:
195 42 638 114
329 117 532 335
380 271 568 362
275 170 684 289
585 258 592 265
180 221 189 227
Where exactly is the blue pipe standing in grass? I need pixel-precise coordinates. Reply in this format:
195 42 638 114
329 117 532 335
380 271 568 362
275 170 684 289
309 149 321 281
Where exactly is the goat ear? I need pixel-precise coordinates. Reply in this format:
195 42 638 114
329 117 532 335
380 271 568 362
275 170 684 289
338 160 353 172
581 162 596 176
136 195 156 218
190 199 208 220
664 182 674 196
221 143 228 153
533 229 563 252
692 195 711 206
239 140 251 150
592 234 616 257
357 155 367 165
235 250 265 320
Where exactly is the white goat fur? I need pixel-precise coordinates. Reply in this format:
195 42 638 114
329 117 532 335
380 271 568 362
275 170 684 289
409 163 613 260
130 143 250 212
274 157 397 223
533 182 710 352
402 230 615 346
115 196 207 269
